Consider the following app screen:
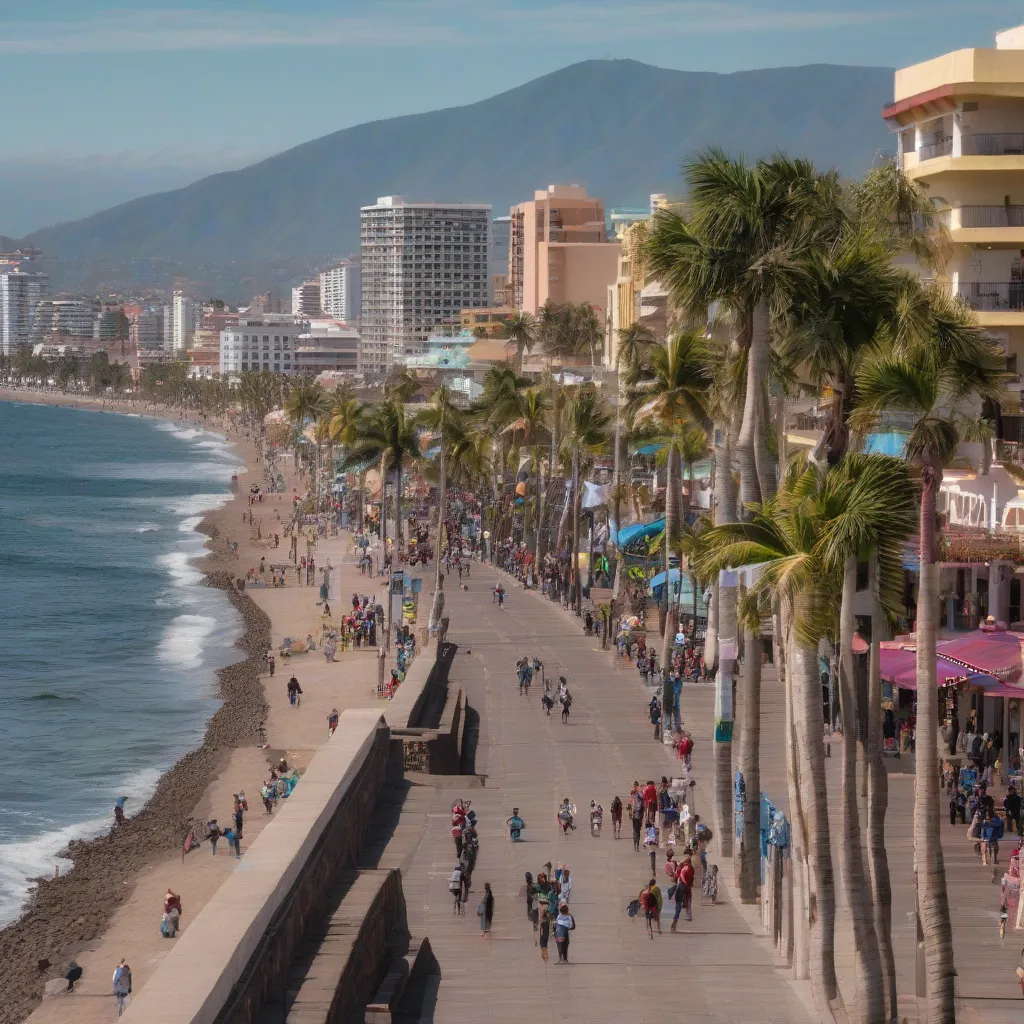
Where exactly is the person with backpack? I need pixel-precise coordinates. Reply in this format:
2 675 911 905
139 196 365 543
693 816 713 880
639 879 662 938
112 959 132 1017
678 730 694 771
560 688 573 724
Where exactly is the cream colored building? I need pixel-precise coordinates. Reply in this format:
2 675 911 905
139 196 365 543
887 25 1024 386
604 194 673 366
509 184 619 317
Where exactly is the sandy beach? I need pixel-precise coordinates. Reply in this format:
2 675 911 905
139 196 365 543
0 389 393 1024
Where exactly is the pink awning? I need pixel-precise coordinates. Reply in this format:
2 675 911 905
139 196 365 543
880 627 1023 690
879 647 993 690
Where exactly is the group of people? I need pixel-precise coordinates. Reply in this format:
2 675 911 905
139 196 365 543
448 800 486 926
260 759 297 813
523 861 577 963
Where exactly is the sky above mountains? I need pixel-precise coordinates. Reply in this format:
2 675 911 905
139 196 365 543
3 0 1024 163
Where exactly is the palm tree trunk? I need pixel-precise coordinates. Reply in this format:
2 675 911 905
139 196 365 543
736 299 769 514
429 438 446 631
867 554 898 1024
661 443 681 708
791 589 840 1013
571 446 582 615
737 621 761 903
839 555 884 1021
394 464 403 555
704 422 733 671
915 470 955 1024
534 455 545 572
714 568 737 859
779 603 805 975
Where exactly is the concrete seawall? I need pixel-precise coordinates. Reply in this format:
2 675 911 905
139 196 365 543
122 709 400 1024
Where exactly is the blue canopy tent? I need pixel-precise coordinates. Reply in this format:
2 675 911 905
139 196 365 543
614 517 665 549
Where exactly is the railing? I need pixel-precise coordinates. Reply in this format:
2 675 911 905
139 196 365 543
964 132 1024 156
919 136 952 160
956 204 1024 228
956 282 1024 312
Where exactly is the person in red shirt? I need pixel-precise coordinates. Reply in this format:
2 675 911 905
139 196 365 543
678 731 694 771
642 780 658 826
671 854 696 930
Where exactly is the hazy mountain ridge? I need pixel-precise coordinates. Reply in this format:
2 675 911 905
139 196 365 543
20 60 895 296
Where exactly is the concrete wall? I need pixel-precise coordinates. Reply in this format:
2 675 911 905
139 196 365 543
122 709 394 1024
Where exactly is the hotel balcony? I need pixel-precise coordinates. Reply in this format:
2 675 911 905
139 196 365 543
956 281 1024 312
903 128 1024 179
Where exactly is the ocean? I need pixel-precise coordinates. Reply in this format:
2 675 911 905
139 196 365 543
0 402 244 926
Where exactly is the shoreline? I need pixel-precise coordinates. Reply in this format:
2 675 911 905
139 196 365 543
0 390 270 1024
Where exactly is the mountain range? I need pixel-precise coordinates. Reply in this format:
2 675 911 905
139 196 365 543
20 59 896 298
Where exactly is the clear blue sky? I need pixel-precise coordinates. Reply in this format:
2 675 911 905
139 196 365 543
3 0 1024 163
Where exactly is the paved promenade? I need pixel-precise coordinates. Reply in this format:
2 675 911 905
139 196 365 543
385 565 817 1023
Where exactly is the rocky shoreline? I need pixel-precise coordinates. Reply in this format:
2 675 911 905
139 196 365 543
0 523 270 1024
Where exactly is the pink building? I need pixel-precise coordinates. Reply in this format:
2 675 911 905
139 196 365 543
509 185 620 316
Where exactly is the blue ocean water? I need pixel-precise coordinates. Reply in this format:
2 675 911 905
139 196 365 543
0 402 244 925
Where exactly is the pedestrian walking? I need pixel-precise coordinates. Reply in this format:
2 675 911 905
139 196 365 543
630 783 644 851
610 795 623 839
671 854 696 929
207 818 221 855
478 882 494 935
554 902 575 963
538 890 552 962
112 960 132 1017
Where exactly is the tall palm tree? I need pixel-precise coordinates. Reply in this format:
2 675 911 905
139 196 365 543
697 453 915 1019
341 398 422 560
626 332 712 757
855 292 1007 1024
562 387 612 613
505 310 537 372
570 302 603 370
507 386 551 570
328 394 365 526
284 379 327 475
611 322 657 606
418 386 460 629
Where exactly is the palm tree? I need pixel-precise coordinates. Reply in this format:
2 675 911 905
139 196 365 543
328 394 364 525
505 310 537 371
626 332 712 754
418 386 460 630
611 322 657 604
342 398 422 564
562 387 612 613
646 149 844 510
855 291 1007 1024
507 386 551 570
570 302 604 370
697 453 915 1018
383 368 418 403
284 379 327 475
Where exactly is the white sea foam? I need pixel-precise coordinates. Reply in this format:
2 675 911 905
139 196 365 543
0 816 107 928
157 549 205 588
168 493 233 518
0 767 170 926
157 614 218 669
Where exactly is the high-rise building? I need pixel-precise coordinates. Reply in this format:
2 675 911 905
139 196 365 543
291 281 322 317
508 185 619 316
171 291 194 353
31 299 94 342
0 250 47 355
360 196 491 374
319 262 361 322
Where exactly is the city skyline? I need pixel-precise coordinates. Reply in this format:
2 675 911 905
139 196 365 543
4 0 1024 163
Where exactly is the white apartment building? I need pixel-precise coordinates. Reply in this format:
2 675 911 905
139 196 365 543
172 291 194 353
359 196 491 374
219 314 301 375
319 262 361 322
0 269 47 355
291 281 322 317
